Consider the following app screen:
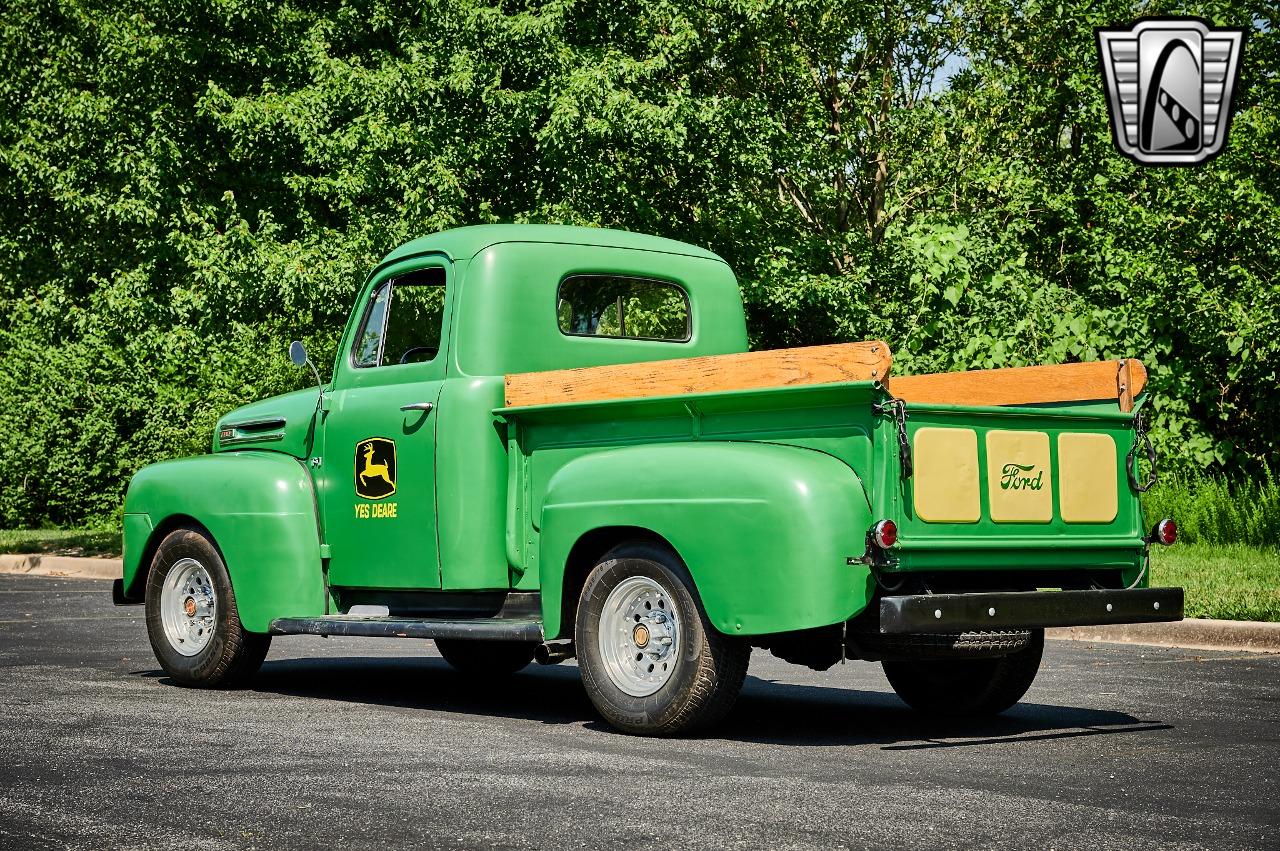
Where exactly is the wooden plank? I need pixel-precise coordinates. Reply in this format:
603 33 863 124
1117 358 1136 413
887 360 1147 409
504 341 892 408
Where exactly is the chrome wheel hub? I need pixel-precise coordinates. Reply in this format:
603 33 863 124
160 558 217 657
598 576 680 697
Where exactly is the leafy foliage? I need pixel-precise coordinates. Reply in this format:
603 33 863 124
0 0 1276 526
1143 468 1280 548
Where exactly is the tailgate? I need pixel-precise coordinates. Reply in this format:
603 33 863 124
874 399 1148 579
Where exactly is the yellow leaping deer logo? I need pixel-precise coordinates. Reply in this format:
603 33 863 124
354 437 397 499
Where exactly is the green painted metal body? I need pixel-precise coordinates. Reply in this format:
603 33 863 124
121 224 1150 641
122 452 325 632
874 401 1146 582
498 382 882 638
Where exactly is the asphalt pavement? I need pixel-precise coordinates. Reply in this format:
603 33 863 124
0 574 1276 850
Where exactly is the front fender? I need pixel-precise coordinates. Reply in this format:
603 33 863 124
538 442 874 639
123 452 325 632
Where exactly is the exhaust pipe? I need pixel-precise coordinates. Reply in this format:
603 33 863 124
535 641 575 665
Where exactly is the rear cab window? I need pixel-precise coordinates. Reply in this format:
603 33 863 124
557 275 690 342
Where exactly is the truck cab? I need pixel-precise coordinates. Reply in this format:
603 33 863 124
118 224 1182 735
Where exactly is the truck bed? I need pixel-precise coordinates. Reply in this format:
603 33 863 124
500 345 1155 602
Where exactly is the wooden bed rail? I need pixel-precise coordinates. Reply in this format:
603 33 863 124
503 340 1145 412
887 359 1147 412
503 341 892 408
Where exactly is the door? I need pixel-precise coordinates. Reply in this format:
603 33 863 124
319 261 452 589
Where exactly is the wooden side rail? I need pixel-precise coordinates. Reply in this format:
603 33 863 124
504 340 1145 412
503 341 892 408
887 359 1147 412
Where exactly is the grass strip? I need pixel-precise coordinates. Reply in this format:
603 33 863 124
0 528 122 558
1150 542 1280 623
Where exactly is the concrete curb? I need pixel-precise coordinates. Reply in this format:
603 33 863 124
1049 619 1280 654
0 554 122 580
1 556 1276 653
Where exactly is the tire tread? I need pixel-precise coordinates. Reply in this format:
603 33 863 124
576 542 749 736
882 629 1044 716
145 528 270 688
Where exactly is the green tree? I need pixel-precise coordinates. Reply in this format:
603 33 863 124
0 0 1275 527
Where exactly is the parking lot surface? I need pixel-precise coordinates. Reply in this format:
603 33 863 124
0 575 1276 849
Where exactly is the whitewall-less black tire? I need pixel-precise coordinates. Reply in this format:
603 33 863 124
435 639 537 675
575 542 750 736
144 527 270 687
881 629 1044 716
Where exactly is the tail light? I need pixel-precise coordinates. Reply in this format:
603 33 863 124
1151 518 1177 546
871 519 898 549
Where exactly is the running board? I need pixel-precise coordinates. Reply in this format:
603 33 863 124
269 615 544 642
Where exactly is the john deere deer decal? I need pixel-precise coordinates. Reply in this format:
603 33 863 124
354 437 397 500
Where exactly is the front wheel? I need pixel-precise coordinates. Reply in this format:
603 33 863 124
575 542 750 736
882 629 1044 716
144 527 271 687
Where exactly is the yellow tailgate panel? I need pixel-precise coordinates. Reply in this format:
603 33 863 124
1058 433 1119 523
986 430 1053 523
912 427 980 523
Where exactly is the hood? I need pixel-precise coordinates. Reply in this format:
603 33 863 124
214 387 322 460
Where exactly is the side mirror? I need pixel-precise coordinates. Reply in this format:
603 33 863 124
289 340 325 409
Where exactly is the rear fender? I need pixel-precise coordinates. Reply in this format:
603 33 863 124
122 452 325 632
538 442 874 639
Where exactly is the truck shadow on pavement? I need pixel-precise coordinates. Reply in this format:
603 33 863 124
727 678 1173 749
152 655 1173 749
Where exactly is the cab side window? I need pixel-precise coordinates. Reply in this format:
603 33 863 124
353 284 390 367
557 275 690 342
352 267 447 368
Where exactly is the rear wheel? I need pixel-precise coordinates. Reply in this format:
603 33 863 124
575 542 750 736
435 639 537 675
144 527 271 687
881 629 1044 716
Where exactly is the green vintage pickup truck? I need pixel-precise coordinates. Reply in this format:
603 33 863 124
117 224 1181 735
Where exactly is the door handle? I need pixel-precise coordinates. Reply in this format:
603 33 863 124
400 402 434 413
